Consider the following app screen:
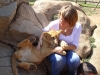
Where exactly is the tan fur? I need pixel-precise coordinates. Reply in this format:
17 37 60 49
11 30 68 75
60 40 68 50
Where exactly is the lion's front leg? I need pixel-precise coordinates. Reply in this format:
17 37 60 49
46 48 66 55
53 49 66 55
18 62 37 71
52 40 68 55
55 50 66 55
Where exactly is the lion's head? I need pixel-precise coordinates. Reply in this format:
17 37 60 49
42 30 62 47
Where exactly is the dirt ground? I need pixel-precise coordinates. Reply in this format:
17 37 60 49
87 8 100 25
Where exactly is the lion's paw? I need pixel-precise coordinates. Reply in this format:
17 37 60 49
29 63 37 71
60 40 68 50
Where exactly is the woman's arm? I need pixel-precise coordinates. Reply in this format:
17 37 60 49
60 40 77 51
55 24 82 52
54 44 76 53
63 24 82 51
63 44 77 50
37 32 44 50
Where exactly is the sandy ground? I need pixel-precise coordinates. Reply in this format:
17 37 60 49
87 8 100 24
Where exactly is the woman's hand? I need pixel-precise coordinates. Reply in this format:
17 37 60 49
54 46 63 53
37 33 44 50
37 39 42 50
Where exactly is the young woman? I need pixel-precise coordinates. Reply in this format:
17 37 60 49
37 4 82 75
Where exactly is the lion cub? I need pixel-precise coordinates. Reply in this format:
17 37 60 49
11 30 68 75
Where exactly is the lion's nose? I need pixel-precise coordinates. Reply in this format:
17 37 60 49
54 39 58 45
54 39 58 47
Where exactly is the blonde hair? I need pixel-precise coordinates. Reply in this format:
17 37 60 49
58 4 78 27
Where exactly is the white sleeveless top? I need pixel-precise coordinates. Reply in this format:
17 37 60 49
43 19 82 49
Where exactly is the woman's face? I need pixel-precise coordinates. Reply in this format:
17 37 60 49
59 16 69 28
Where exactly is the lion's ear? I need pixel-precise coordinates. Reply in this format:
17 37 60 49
43 32 51 38
57 30 62 35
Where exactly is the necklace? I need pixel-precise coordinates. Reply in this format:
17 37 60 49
60 26 73 36
64 29 67 32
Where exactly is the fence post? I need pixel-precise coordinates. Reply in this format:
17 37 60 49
94 1 100 10
75 0 78 3
84 0 87 4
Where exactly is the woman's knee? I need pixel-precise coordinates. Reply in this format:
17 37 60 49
48 53 66 65
66 51 80 71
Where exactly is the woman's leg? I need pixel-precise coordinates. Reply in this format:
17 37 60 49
48 53 66 75
66 50 80 75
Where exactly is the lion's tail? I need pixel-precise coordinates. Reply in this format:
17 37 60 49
11 53 18 75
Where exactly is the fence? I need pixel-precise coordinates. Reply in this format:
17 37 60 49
71 0 99 3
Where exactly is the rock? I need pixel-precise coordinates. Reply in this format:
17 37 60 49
0 2 17 39
0 42 14 75
0 67 13 75
0 0 11 6
0 42 14 57
75 10 91 58
0 57 11 66
89 24 100 74
6 3 46 42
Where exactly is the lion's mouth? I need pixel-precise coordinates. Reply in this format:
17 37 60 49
32 41 38 46
50 44 58 48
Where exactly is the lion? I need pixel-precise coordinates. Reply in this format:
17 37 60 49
11 30 68 75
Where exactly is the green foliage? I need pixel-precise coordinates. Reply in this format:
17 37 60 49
78 2 99 16
89 37 95 43
29 0 36 2
90 43 96 48
29 0 35 6
82 57 90 62
51 14 58 21
81 50 93 62
81 37 96 62
89 37 96 48
78 2 100 8
82 7 98 16
29 2 35 5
